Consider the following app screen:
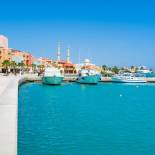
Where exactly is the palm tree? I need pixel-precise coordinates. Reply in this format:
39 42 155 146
112 66 119 74
135 67 139 72
2 60 11 74
102 65 107 71
130 65 136 73
18 61 25 67
10 61 17 75
37 64 45 76
31 63 36 71
140 66 144 70
30 63 37 74
18 61 25 72
38 64 45 72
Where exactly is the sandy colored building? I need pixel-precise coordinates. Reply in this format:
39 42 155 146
0 47 11 67
75 59 101 73
11 49 33 66
55 60 76 74
32 57 42 66
0 35 10 66
39 57 52 66
23 52 33 66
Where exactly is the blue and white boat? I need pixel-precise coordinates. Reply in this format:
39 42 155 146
78 69 100 84
42 67 64 85
137 68 155 78
112 73 146 83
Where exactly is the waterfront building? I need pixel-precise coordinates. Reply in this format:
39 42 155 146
10 49 24 64
0 35 10 67
39 57 52 66
10 49 33 66
56 60 76 74
32 57 52 68
23 52 33 66
32 57 42 66
0 35 8 49
0 47 11 67
75 59 101 73
55 45 76 74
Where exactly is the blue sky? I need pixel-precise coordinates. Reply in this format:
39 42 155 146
0 0 155 68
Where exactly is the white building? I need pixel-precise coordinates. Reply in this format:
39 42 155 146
75 59 96 72
0 35 8 49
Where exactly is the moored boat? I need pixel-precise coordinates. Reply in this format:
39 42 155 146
78 69 100 84
137 69 155 78
112 73 146 83
77 59 101 84
42 67 64 85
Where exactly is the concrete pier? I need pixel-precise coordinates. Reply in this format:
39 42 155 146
0 76 19 155
0 74 40 155
100 77 112 82
0 74 155 155
146 77 155 83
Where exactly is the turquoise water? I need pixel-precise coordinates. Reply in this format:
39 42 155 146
18 82 155 155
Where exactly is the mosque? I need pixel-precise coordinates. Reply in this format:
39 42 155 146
54 44 77 74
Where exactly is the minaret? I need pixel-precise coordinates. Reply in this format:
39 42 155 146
57 43 61 62
66 47 70 63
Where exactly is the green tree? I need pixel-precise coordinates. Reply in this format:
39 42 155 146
140 66 144 70
10 61 17 75
31 63 37 73
38 64 45 71
2 60 11 74
18 61 25 73
102 65 107 71
31 63 36 69
112 66 119 74
18 61 25 68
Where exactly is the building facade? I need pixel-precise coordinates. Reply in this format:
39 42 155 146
0 35 8 49
0 47 11 67
40 57 52 66
10 49 33 66
23 52 33 66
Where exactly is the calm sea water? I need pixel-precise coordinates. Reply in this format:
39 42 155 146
18 82 155 155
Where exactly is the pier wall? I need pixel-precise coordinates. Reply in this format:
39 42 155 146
0 74 41 155
0 76 18 155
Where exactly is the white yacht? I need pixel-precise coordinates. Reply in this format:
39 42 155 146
137 68 152 74
137 67 155 78
112 73 146 83
77 59 101 84
42 67 64 85
78 69 100 84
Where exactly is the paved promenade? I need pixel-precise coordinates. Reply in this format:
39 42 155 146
0 76 19 155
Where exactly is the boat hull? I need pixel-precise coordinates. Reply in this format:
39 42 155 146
42 76 64 85
78 75 99 84
112 77 146 83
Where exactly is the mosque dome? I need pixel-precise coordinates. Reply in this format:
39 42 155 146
84 59 90 64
